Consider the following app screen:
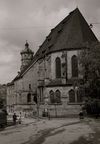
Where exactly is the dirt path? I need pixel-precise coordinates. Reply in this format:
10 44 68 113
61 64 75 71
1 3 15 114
27 121 81 144
70 128 100 144
70 119 100 144
1 118 99 144
25 120 94 144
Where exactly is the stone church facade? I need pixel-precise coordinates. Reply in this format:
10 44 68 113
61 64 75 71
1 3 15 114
7 8 98 117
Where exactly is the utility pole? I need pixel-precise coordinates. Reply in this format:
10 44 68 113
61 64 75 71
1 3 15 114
73 81 78 102
65 51 68 84
55 103 57 118
44 54 46 103
37 94 39 120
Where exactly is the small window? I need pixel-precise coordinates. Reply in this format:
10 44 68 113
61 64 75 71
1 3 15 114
47 37 51 41
29 84 31 90
42 50 46 54
69 89 75 103
27 93 31 103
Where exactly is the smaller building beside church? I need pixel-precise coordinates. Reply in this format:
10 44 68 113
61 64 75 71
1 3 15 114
7 8 98 117
0 84 7 107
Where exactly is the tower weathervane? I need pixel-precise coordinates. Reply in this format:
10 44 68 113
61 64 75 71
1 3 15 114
25 40 29 47
75 0 78 8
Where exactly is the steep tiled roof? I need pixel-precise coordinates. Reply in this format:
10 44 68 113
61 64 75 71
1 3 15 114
35 8 98 59
13 8 98 82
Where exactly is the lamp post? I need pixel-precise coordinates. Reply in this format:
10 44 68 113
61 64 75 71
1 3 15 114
37 94 39 120
73 81 78 103
74 86 78 102
54 103 57 118
44 97 51 119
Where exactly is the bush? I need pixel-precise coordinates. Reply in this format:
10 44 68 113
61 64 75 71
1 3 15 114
85 99 100 117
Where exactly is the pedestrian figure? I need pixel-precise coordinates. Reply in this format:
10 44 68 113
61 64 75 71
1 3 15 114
13 113 17 125
79 111 84 119
19 112 22 124
48 111 50 120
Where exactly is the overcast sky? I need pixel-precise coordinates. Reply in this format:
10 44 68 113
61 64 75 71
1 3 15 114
0 0 100 84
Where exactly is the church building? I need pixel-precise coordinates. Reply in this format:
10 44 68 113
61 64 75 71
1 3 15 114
7 8 98 117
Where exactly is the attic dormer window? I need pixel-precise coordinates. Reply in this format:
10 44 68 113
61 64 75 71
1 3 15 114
58 29 62 33
48 44 53 49
42 50 46 54
29 84 31 89
47 37 51 41
69 11 73 15
62 21 66 24
51 28 54 32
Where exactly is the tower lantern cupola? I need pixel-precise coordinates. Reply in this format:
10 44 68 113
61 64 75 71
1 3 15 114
20 41 34 71
25 41 29 48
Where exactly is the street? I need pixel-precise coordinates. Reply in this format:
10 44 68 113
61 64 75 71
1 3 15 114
0 117 100 144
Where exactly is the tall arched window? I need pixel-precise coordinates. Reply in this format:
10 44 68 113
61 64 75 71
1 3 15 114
71 55 78 77
49 90 55 103
55 57 61 78
69 89 75 103
27 93 31 103
55 90 61 103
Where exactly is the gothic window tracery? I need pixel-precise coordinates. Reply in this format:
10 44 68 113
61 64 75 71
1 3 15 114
49 90 55 103
55 90 61 103
71 55 78 77
55 57 61 78
49 90 61 104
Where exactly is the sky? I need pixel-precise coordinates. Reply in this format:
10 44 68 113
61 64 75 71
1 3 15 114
0 0 100 84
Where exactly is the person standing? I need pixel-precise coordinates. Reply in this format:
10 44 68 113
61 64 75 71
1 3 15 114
13 113 17 125
19 112 22 124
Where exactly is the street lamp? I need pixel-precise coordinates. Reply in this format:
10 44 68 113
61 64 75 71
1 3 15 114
74 86 78 102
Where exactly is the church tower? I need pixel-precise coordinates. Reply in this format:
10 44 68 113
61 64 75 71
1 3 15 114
20 41 34 71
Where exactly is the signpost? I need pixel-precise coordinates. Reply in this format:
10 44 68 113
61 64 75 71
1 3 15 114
54 103 57 118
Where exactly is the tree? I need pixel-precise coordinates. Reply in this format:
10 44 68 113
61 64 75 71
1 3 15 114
79 42 100 98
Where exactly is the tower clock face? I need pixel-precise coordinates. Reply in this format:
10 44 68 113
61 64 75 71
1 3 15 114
22 54 32 59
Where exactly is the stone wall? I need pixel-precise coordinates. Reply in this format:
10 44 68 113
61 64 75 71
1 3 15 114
38 104 80 118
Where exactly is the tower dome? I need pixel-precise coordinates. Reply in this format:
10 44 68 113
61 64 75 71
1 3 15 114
20 41 34 71
20 41 34 55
